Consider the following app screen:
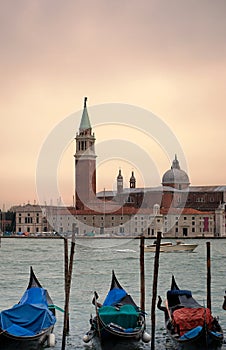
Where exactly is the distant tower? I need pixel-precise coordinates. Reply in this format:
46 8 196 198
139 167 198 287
74 97 97 209
129 171 136 188
117 169 123 194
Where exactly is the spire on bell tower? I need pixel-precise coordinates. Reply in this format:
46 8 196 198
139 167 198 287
79 97 91 132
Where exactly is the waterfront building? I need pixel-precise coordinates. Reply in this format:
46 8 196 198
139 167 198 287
9 98 226 237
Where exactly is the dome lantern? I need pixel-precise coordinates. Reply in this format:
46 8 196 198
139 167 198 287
162 155 190 189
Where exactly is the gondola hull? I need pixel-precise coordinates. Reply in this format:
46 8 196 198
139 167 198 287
91 313 146 342
0 325 54 350
166 326 223 350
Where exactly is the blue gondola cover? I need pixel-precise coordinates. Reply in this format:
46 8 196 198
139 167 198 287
103 288 127 306
0 287 56 336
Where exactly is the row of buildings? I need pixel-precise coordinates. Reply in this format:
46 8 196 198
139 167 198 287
3 98 226 238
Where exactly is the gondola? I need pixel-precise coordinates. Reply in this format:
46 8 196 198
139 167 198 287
83 270 151 348
0 266 56 350
158 275 224 350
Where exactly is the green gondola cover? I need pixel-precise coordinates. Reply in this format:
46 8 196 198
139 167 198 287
99 304 139 330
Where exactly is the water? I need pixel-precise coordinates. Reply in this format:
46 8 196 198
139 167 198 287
0 238 226 349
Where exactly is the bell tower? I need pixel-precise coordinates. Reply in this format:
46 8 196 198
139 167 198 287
117 169 123 194
74 97 97 209
129 171 136 188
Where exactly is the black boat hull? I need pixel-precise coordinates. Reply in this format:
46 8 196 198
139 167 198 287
0 325 54 350
167 327 223 350
92 334 145 350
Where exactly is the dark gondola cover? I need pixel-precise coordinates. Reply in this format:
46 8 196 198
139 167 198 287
0 267 56 350
158 275 224 350
83 270 151 347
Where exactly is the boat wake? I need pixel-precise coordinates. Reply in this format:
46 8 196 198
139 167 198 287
115 249 137 253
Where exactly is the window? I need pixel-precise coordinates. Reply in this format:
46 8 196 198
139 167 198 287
25 217 32 224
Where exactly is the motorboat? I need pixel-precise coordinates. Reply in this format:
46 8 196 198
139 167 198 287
144 240 198 253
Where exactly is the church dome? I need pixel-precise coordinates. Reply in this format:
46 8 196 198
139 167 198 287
162 155 190 189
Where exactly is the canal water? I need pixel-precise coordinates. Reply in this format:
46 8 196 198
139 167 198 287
0 238 225 349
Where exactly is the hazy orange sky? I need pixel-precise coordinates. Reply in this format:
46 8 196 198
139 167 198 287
1 0 226 210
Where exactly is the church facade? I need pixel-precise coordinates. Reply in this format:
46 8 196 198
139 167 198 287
12 99 226 237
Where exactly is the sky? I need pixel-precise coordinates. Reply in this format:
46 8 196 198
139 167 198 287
1 0 226 210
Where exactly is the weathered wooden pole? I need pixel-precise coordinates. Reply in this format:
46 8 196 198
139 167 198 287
222 291 226 310
61 234 75 350
140 234 145 312
151 232 162 350
63 238 69 332
206 241 211 311
64 238 69 293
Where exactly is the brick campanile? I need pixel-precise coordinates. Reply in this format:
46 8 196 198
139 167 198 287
74 97 97 209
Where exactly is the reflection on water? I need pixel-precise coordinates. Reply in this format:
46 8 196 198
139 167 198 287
0 238 226 349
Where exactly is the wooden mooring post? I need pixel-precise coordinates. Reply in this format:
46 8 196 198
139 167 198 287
61 234 75 350
151 232 161 350
206 241 211 311
140 234 145 312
